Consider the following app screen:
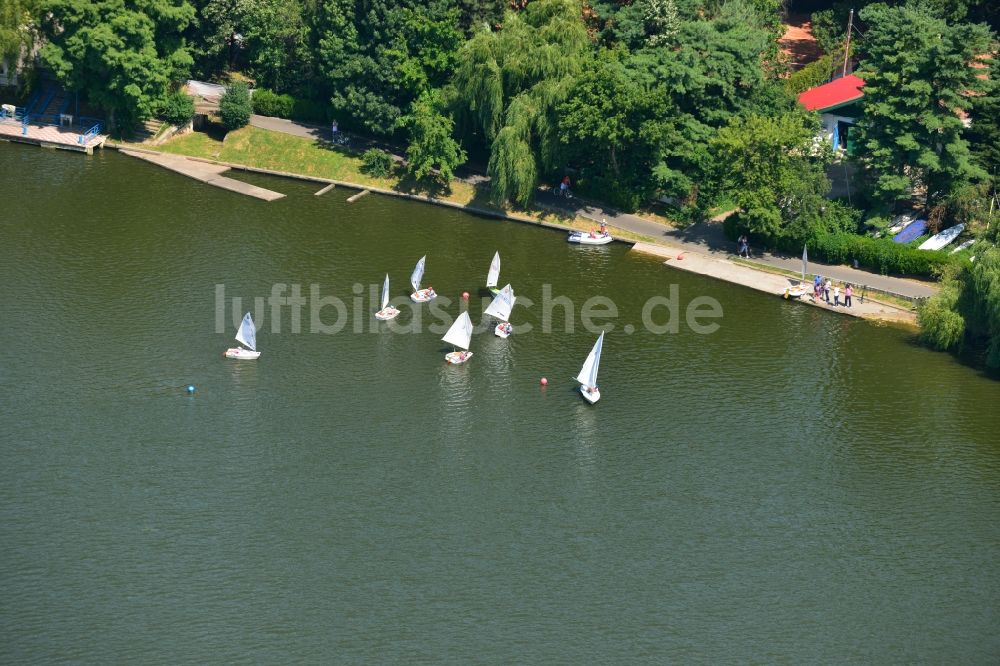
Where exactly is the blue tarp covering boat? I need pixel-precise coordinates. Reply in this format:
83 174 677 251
892 219 927 244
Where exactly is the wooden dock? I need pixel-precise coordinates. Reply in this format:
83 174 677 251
0 119 107 154
119 149 284 201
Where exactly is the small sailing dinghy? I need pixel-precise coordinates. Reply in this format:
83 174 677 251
409 255 436 303
568 230 613 245
483 283 516 338
486 251 501 295
374 273 400 321
442 311 474 364
225 312 260 360
577 331 604 404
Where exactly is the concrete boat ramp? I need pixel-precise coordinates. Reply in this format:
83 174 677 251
119 148 285 201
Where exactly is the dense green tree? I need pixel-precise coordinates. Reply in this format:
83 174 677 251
219 80 251 129
712 111 851 241
855 3 993 208
625 0 789 205
453 0 590 205
38 0 196 129
962 238 1000 366
400 90 467 185
316 0 463 134
189 0 252 75
965 63 1000 179
557 49 676 209
922 223 1000 367
241 0 314 95
1 0 38 67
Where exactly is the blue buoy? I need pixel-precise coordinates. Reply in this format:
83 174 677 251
186 385 196 394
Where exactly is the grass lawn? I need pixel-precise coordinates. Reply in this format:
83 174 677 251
148 123 659 244
157 124 478 201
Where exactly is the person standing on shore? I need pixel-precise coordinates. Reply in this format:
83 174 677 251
844 284 853 307
833 285 841 306
824 278 832 303
738 234 749 258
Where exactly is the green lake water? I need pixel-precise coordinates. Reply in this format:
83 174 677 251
2 143 999 663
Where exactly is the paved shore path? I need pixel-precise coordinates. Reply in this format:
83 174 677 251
119 148 285 201
632 242 917 325
535 190 938 300
249 114 936 301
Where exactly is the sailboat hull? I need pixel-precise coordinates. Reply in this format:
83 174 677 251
494 323 511 339
445 351 473 364
374 306 400 320
580 386 601 404
410 289 436 303
224 347 261 360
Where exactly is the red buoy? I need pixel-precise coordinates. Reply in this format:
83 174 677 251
540 377 548 386
462 291 470 300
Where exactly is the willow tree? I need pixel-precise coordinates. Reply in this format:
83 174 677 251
453 0 590 205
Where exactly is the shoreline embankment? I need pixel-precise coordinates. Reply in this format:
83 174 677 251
107 142 921 327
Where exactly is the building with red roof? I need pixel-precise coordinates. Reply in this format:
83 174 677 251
797 74 865 154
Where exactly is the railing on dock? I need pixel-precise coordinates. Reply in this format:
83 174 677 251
79 122 103 144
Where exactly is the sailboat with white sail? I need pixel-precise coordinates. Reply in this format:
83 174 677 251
442 311 474 364
576 331 604 403
374 273 400 320
224 312 261 359
409 255 436 303
486 251 501 295
483 283 516 338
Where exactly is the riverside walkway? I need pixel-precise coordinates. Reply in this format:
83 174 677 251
535 190 938 301
631 242 917 325
119 148 285 201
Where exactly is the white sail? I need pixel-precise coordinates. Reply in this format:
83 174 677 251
410 255 426 293
442 311 473 350
483 283 515 321
381 273 390 310
486 251 501 288
576 331 604 389
235 312 257 351
802 245 808 280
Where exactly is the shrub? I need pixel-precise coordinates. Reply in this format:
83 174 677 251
361 149 393 177
291 97 328 124
251 89 294 118
159 91 195 127
785 55 836 96
219 81 252 130
724 214 954 276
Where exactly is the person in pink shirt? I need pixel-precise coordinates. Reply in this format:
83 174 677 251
844 284 853 307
